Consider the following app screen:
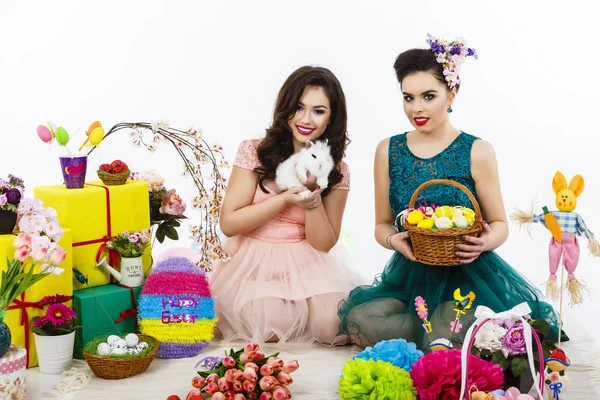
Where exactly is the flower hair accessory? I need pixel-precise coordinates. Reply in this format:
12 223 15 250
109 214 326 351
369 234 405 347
426 33 478 89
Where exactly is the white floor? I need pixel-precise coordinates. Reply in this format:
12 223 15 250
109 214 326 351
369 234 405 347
26 310 600 400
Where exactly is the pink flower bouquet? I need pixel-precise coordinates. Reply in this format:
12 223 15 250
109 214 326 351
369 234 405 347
31 294 78 336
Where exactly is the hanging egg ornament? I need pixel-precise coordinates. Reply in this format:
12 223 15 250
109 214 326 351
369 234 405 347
88 126 105 146
55 126 70 145
36 125 53 143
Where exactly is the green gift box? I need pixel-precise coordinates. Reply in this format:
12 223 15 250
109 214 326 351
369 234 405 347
73 284 142 359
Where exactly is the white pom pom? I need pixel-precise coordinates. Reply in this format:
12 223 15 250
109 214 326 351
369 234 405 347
107 335 121 346
97 343 110 356
125 333 139 348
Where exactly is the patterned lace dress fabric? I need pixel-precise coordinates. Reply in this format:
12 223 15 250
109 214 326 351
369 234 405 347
208 139 365 345
337 132 561 349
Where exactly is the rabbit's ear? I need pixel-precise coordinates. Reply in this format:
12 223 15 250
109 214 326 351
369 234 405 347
568 175 585 197
323 138 329 145
552 171 567 195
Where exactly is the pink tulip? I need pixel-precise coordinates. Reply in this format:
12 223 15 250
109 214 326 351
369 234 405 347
207 373 220 384
191 376 205 388
212 393 226 400
13 233 32 249
244 343 260 353
225 369 238 382
231 380 243 393
245 362 259 372
272 386 291 400
243 367 258 382
223 356 236 369
49 248 67 265
240 352 256 364
242 380 256 392
233 394 247 400
32 247 48 263
259 393 273 400
276 371 292 386
259 376 278 391
218 377 231 392
267 357 283 368
253 352 265 362
186 388 202 400
281 361 299 374
260 364 274 376
205 383 219 395
223 391 236 400
14 246 30 262
234 369 244 381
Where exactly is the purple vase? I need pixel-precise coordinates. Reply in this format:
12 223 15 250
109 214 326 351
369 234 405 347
59 155 87 189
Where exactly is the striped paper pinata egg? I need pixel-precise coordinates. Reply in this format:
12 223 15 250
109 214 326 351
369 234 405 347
138 256 217 358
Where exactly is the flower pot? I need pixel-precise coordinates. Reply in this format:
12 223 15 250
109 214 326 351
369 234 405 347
0 319 11 358
34 331 75 374
0 210 17 234
59 155 88 189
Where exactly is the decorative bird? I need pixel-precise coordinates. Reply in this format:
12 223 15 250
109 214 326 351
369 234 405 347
453 288 476 314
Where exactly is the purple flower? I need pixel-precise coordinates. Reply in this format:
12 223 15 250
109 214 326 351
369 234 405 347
0 194 7 206
450 45 462 55
502 324 527 356
5 188 21 204
467 48 476 56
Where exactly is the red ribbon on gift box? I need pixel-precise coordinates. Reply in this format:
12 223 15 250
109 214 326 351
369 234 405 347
114 283 139 333
72 183 120 283
7 293 46 368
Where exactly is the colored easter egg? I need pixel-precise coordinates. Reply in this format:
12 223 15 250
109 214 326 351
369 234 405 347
37 125 53 142
417 218 434 229
503 387 521 400
55 126 70 145
138 255 216 359
435 216 453 229
407 210 424 225
87 120 101 135
434 205 453 219
89 126 105 146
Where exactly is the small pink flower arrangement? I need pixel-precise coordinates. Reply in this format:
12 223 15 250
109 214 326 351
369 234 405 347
189 343 299 400
31 294 78 336
131 170 188 243
106 229 151 258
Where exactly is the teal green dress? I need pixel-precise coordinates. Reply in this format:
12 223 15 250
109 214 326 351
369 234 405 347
338 132 562 349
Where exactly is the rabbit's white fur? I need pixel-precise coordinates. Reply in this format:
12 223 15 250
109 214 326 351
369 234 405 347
275 139 334 199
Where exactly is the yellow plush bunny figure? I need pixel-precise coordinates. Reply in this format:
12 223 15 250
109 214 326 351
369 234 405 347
511 171 600 305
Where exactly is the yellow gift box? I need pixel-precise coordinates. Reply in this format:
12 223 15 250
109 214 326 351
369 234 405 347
34 180 151 290
1 229 73 368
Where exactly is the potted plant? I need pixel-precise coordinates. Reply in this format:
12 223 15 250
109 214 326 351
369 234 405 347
131 170 187 244
104 230 153 286
0 175 24 234
31 295 78 374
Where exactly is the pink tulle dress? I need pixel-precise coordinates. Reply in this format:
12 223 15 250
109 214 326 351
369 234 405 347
209 139 365 345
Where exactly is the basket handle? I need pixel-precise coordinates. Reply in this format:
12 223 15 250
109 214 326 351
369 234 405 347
408 179 483 222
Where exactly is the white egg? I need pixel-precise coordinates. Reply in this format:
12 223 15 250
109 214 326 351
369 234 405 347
97 343 111 356
125 348 138 355
125 333 139 348
107 335 121 346
115 339 128 349
110 347 126 356
454 216 468 228
136 342 148 352
435 216 453 229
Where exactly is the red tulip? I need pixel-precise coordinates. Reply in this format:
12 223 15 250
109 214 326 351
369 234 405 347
191 376 205 389
242 380 256 392
207 373 220 384
282 361 299 374
223 356 236 369
218 377 231 392
259 393 273 400
245 362 259 372
260 364 274 376
205 383 219 395
244 343 260 353
259 376 278 391
276 371 292 385
231 380 243 393
243 367 258 382
266 357 283 368
253 352 265 362
212 393 225 400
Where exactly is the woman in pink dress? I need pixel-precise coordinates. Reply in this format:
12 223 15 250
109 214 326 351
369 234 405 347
209 66 365 345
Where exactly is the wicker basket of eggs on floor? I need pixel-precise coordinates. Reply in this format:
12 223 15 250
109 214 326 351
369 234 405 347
400 179 484 266
83 333 159 379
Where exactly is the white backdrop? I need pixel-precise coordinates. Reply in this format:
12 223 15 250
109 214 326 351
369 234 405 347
1 1 599 337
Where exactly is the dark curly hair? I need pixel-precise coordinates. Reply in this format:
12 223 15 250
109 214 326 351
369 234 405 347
255 65 350 197
393 48 460 92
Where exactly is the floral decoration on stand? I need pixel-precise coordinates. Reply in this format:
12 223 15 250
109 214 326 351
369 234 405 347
0 175 24 213
87 121 229 271
106 230 151 258
31 295 77 336
132 170 188 244
188 343 299 400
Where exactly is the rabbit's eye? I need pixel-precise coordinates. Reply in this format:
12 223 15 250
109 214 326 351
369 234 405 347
311 154 317 159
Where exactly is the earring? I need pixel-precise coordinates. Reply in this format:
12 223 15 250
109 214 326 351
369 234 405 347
447 105 453 113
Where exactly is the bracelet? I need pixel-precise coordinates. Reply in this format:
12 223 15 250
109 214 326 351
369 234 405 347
385 232 397 251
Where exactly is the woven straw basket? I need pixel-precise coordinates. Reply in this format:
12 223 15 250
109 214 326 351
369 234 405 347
402 179 483 267
97 170 130 186
83 334 159 379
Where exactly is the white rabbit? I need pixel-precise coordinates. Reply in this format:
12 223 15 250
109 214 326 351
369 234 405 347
275 139 334 199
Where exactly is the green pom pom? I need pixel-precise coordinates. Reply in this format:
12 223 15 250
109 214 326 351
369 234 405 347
338 358 417 399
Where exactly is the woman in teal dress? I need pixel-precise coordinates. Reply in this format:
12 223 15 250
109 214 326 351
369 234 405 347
338 35 564 349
